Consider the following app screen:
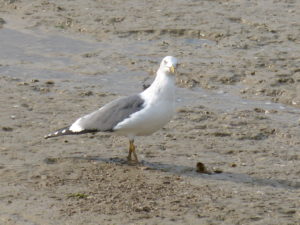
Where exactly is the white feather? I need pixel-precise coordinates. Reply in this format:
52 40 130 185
69 118 84 132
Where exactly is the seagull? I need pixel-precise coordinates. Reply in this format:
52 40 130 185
45 56 178 162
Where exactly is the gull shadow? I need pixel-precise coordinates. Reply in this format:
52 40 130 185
56 155 300 190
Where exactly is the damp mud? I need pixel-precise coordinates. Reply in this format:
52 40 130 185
0 0 300 224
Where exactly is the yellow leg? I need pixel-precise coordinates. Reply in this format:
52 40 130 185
127 140 138 162
127 141 133 161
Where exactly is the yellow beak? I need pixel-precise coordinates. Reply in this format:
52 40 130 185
169 65 175 74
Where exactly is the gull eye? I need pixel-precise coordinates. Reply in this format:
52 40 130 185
163 60 167 65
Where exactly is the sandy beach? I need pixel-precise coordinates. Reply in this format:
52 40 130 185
0 0 299 224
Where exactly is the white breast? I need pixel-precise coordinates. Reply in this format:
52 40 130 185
113 98 174 136
113 70 176 137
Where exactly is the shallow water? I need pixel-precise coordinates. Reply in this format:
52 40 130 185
1 27 299 127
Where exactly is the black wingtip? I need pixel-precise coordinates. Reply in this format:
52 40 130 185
44 126 98 139
44 126 71 139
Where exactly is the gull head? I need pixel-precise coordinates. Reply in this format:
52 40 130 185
159 56 178 75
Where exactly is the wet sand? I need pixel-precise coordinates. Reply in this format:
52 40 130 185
0 0 299 224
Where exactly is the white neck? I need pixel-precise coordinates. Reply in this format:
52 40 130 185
141 69 175 103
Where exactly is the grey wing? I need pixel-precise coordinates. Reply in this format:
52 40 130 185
76 94 145 132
